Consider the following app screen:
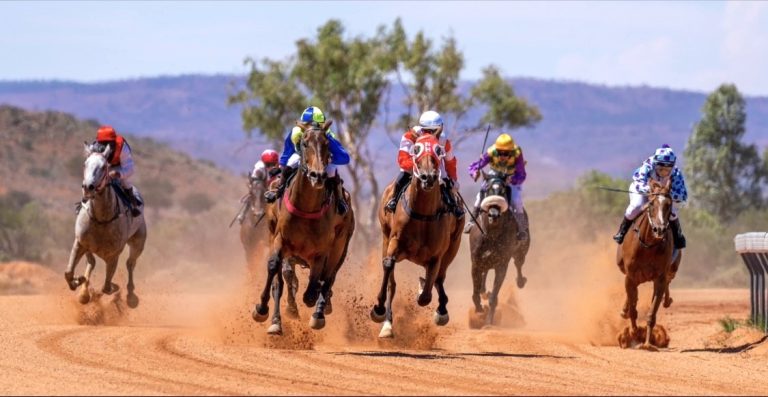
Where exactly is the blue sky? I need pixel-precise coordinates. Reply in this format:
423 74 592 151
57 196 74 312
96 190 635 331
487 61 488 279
1 1 767 95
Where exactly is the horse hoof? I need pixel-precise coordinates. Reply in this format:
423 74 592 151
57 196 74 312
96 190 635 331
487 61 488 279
370 306 386 323
378 321 393 338
126 293 139 309
517 276 527 289
267 323 283 335
620 309 629 319
663 296 673 308
286 304 300 319
78 289 91 305
102 283 120 295
468 308 484 329
434 311 450 326
303 292 318 308
252 304 269 323
309 313 325 330
638 343 659 352
417 293 432 307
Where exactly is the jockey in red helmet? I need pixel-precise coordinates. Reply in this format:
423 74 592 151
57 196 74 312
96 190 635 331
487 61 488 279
91 125 142 217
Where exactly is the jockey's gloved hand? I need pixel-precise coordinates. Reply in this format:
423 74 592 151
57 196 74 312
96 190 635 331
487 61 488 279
109 170 121 179
471 171 479 182
268 167 281 177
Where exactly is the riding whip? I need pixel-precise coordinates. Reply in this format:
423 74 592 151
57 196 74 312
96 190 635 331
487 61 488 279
596 186 649 196
229 201 248 228
457 191 485 235
480 124 491 155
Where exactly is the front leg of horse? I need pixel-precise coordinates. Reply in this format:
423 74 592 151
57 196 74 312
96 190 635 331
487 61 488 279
371 256 395 323
417 259 440 307
282 262 299 319
487 265 509 326
101 257 120 296
309 281 331 330
77 253 97 304
619 277 640 349
471 266 485 313
640 278 666 352
267 270 285 335
253 251 282 323
433 276 450 326
64 241 87 291
514 256 527 289
302 258 324 308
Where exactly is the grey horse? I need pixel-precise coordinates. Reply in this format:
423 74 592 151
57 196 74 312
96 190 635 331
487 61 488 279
64 143 147 307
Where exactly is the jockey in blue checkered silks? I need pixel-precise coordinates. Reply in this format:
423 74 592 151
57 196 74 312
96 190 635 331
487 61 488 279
613 144 688 249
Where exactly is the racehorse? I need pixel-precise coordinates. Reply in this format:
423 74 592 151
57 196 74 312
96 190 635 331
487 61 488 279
251 120 355 335
64 143 147 308
616 178 681 350
468 170 530 327
373 134 465 338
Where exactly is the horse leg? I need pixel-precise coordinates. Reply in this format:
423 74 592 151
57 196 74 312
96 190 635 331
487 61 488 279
77 253 96 304
471 265 484 313
624 276 639 338
253 248 282 323
283 261 299 319
433 274 450 326
487 264 509 326
379 271 397 338
514 255 527 289
64 240 87 291
125 228 146 309
309 280 329 330
371 239 397 323
101 256 120 296
640 276 666 351
267 269 285 335
302 256 325 308
417 258 439 307
479 269 489 300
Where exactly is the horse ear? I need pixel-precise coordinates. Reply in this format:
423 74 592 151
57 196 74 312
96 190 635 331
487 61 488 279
103 144 112 159
322 120 333 131
83 141 91 156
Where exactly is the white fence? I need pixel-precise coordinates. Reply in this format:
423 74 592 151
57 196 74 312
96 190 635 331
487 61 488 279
734 232 768 333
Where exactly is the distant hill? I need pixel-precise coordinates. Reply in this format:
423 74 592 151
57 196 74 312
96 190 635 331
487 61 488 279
2 75 767 197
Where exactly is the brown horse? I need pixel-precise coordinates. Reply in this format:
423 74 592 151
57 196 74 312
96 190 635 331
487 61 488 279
373 134 465 338
616 178 681 350
252 120 355 335
239 175 300 318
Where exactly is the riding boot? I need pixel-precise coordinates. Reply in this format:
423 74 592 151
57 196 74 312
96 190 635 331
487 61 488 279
463 206 481 234
670 218 686 249
125 187 142 217
613 217 633 244
385 171 412 213
512 210 529 240
327 175 348 215
441 180 464 217
265 166 296 203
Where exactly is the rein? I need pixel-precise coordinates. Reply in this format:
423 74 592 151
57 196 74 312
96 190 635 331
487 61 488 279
86 184 123 225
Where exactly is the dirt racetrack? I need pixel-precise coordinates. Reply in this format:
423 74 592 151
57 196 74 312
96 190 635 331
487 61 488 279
0 286 766 395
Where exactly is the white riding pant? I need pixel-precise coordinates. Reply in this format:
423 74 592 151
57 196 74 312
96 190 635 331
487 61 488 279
624 191 679 221
474 183 524 213
287 153 337 176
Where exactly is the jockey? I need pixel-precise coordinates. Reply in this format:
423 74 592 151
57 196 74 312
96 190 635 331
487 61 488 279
236 149 279 224
613 144 688 249
384 110 464 217
264 106 351 215
93 125 142 217
464 133 528 240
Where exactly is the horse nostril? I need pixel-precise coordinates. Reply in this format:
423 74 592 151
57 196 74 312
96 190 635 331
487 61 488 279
88 184 95 191
309 171 317 179
419 174 427 181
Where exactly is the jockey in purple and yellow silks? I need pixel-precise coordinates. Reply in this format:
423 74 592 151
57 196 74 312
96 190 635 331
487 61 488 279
464 133 528 239
264 106 351 215
613 144 688 249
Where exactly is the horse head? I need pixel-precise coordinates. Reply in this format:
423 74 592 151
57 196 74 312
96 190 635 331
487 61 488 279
647 178 673 239
411 134 444 191
296 120 333 189
481 171 510 222
82 142 112 200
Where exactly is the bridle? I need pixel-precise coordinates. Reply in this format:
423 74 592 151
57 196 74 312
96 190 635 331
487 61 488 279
298 126 330 183
635 191 672 249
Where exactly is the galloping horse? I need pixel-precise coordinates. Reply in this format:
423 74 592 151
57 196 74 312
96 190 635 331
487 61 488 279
65 143 147 307
251 120 355 335
469 170 530 327
239 175 300 318
616 178 681 350
373 134 465 338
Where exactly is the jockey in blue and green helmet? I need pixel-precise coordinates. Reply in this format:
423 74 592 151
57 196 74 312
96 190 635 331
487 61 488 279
264 106 351 215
